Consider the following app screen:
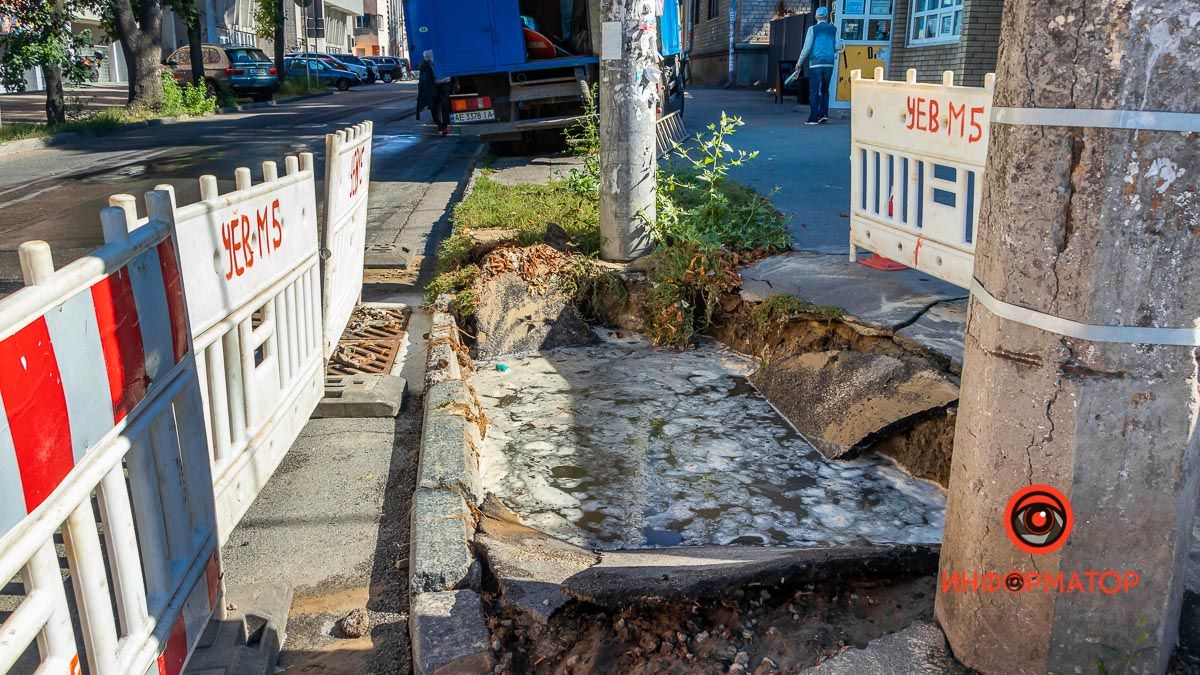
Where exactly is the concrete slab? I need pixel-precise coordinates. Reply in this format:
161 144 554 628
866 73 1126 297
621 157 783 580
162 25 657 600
475 503 600 623
803 621 968 674
564 544 940 607
219 412 417 672
485 152 583 186
313 374 407 418
185 582 292 675
409 590 496 675
739 251 968 333
896 299 968 368
750 350 959 460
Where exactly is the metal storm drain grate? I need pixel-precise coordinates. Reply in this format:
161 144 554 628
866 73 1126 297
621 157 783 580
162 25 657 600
327 305 410 376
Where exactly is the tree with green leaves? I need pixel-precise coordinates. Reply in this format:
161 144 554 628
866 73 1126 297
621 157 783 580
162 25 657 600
252 0 286 83
0 0 92 125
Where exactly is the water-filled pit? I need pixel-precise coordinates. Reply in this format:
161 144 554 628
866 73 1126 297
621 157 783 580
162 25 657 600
473 329 945 550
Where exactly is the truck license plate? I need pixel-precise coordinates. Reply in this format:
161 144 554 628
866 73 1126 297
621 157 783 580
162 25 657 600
451 109 496 123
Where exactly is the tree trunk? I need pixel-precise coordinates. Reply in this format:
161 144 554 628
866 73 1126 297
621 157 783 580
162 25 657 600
189 0 205 85
43 65 66 126
935 1 1200 673
43 0 67 126
274 0 286 84
112 0 165 110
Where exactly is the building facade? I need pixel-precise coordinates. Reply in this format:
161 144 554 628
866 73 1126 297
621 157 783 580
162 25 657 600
887 0 1001 86
282 0 362 54
687 0 810 87
353 0 391 56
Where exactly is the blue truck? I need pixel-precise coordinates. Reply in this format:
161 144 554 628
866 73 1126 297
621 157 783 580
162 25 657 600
404 0 684 152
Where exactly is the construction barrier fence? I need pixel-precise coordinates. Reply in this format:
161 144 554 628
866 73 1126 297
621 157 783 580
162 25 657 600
0 195 221 674
849 67 995 289
321 121 374 359
0 120 376 673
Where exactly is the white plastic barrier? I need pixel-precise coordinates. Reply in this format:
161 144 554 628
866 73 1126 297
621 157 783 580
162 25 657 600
0 195 221 675
321 121 374 359
848 67 995 288
143 153 324 543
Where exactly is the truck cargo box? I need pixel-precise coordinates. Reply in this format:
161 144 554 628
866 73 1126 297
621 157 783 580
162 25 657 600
404 0 680 78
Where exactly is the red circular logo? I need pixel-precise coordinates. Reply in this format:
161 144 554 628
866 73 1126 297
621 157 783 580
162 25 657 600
1005 484 1072 555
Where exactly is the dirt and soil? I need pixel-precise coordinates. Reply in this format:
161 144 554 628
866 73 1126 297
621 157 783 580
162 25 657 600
486 574 939 674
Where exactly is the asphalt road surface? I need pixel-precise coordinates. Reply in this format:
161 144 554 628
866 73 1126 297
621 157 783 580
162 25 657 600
0 83 429 293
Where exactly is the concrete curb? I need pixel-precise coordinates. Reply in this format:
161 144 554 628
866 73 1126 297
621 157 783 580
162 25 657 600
0 90 336 158
410 590 496 675
0 131 83 157
215 90 336 115
410 302 495 674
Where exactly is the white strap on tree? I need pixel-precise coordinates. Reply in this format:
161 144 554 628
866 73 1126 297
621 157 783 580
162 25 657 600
992 107 1200 133
970 279 1200 347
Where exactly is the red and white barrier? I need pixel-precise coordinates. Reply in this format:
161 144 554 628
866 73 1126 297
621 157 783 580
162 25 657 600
0 193 220 674
0 123 375 673
849 67 995 288
152 154 325 543
321 121 373 358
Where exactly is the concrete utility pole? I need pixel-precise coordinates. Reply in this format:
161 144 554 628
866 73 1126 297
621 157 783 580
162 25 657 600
936 2 1200 673
598 0 657 261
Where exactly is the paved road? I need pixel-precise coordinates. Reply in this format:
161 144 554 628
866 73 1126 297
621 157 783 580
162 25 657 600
0 83 435 292
0 83 130 123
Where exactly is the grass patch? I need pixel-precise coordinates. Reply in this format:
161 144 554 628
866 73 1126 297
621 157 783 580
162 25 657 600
451 172 601 254
0 123 53 143
2 76 219 146
278 77 329 98
1 107 130 143
425 264 479 303
751 294 843 331
429 109 793 347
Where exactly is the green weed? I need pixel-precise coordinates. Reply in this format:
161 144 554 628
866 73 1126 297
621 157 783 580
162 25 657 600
751 294 843 330
159 72 217 117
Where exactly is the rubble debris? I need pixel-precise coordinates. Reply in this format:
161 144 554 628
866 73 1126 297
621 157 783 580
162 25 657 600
337 608 371 638
750 350 959 461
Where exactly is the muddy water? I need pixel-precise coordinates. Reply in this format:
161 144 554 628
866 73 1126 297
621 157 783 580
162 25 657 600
473 329 945 550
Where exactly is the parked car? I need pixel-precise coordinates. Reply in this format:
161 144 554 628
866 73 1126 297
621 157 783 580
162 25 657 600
327 53 380 83
164 44 278 101
363 56 411 83
290 52 370 84
282 57 359 91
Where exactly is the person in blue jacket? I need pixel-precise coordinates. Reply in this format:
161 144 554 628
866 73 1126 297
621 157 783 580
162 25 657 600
793 6 840 125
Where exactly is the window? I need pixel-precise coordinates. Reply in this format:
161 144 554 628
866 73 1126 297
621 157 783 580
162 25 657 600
707 0 719 21
692 0 700 24
909 0 963 45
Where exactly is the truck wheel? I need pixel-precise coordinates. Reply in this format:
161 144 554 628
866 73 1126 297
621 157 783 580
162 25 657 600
336 78 350 91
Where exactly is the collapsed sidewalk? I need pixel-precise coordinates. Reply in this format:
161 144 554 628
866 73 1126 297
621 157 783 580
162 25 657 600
403 90 976 674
